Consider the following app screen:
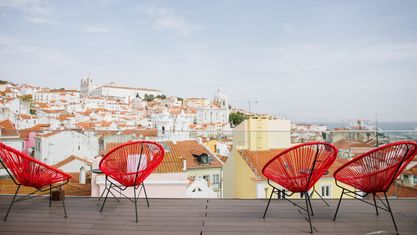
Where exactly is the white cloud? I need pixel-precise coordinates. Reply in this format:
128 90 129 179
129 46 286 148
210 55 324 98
80 26 112 34
0 0 58 25
24 15 59 25
138 6 199 36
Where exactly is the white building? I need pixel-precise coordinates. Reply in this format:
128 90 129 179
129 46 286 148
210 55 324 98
34 130 99 165
187 178 217 198
81 78 162 102
34 89 80 103
196 89 229 125
152 108 193 141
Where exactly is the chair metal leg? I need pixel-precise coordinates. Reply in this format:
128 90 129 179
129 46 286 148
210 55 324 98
305 193 313 233
98 185 106 201
4 185 21 221
263 188 275 218
134 185 138 223
142 183 149 207
60 186 67 218
333 188 344 221
49 185 52 207
314 188 330 207
100 183 112 213
384 192 399 234
372 193 379 216
307 195 314 216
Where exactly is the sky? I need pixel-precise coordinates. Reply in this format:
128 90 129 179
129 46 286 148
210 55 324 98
0 0 416 122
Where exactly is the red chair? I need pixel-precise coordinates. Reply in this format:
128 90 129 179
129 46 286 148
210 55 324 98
99 140 165 223
262 142 337 233
333 141 417 234
0 142 72 221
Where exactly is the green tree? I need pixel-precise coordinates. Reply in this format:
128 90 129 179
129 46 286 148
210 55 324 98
229 112 246 126
143 94 155 102
156 94 167 99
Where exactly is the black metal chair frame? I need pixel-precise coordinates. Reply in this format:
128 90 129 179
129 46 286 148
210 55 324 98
99 145 151 223
0 160 70 221
333 145 412 235
263 148 329 233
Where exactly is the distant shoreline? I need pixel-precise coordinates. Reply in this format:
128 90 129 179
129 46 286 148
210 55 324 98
303 121 417 131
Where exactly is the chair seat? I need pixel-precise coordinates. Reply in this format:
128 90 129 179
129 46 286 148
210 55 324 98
19 174 70 189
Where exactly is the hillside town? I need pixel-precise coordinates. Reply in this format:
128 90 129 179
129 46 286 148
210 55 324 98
1 79 416 200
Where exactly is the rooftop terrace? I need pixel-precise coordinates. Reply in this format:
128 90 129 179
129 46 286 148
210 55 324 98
0 196 416 235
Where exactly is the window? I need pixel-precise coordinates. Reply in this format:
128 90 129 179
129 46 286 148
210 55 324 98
414 176 417 184
404 175 409 180
202 175 210 184
321 185 331 198
212 174 220 185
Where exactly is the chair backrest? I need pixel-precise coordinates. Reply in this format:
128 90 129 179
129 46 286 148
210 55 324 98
99 140 165 187
334 141 417 193
262 142 337 192
0 142 71 189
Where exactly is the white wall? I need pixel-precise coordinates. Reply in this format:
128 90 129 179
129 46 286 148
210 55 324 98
36 131 99 165
92 172 188 198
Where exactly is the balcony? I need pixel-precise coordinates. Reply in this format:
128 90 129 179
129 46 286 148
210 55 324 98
0 124 416 234
0 196 416 235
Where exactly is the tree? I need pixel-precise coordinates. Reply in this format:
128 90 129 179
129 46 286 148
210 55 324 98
156 94 166 99
229 112 246 126
143 94 155 102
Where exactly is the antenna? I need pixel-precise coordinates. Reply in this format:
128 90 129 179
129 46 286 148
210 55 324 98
375 114 379 147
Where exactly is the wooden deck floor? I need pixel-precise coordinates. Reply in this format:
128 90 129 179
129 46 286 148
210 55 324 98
0 196 416 235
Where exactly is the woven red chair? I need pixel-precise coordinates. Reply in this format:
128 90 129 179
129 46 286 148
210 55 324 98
0 142 72 221
333 141 417 234
99 140 165 222
262 142 337 233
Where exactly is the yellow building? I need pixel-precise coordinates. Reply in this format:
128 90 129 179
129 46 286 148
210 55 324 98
223 116 353 199
223 116 291 198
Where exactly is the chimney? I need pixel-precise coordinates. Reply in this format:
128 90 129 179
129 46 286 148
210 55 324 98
182 158 187 172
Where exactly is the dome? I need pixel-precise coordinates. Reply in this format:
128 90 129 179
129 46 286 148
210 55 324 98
214 89 227 101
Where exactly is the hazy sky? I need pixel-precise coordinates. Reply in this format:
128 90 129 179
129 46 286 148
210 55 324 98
0 0 416 122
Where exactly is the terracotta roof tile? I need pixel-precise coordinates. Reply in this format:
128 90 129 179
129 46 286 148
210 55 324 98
239 149 285 180
0 119 19 137
176 140 223 169
52 155 92 170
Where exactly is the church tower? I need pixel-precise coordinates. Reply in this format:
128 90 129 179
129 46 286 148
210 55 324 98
80 76 93 97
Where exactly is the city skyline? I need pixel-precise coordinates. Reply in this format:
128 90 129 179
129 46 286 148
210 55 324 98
0 0 416 122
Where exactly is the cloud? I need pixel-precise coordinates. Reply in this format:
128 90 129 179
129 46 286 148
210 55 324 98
138 6 199 36
80 26 112 34
24 15 59 25
0 0 59 25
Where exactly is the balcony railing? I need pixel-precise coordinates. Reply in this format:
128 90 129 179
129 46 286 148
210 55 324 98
0 128 416 199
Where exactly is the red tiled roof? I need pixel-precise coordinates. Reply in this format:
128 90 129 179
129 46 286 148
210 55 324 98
176 140 224 169
0 119 19 137
52 155 92 170
75 122 95 130
238 149 285 181
383 183 417 198
333 139 374 149
239 149 346 181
